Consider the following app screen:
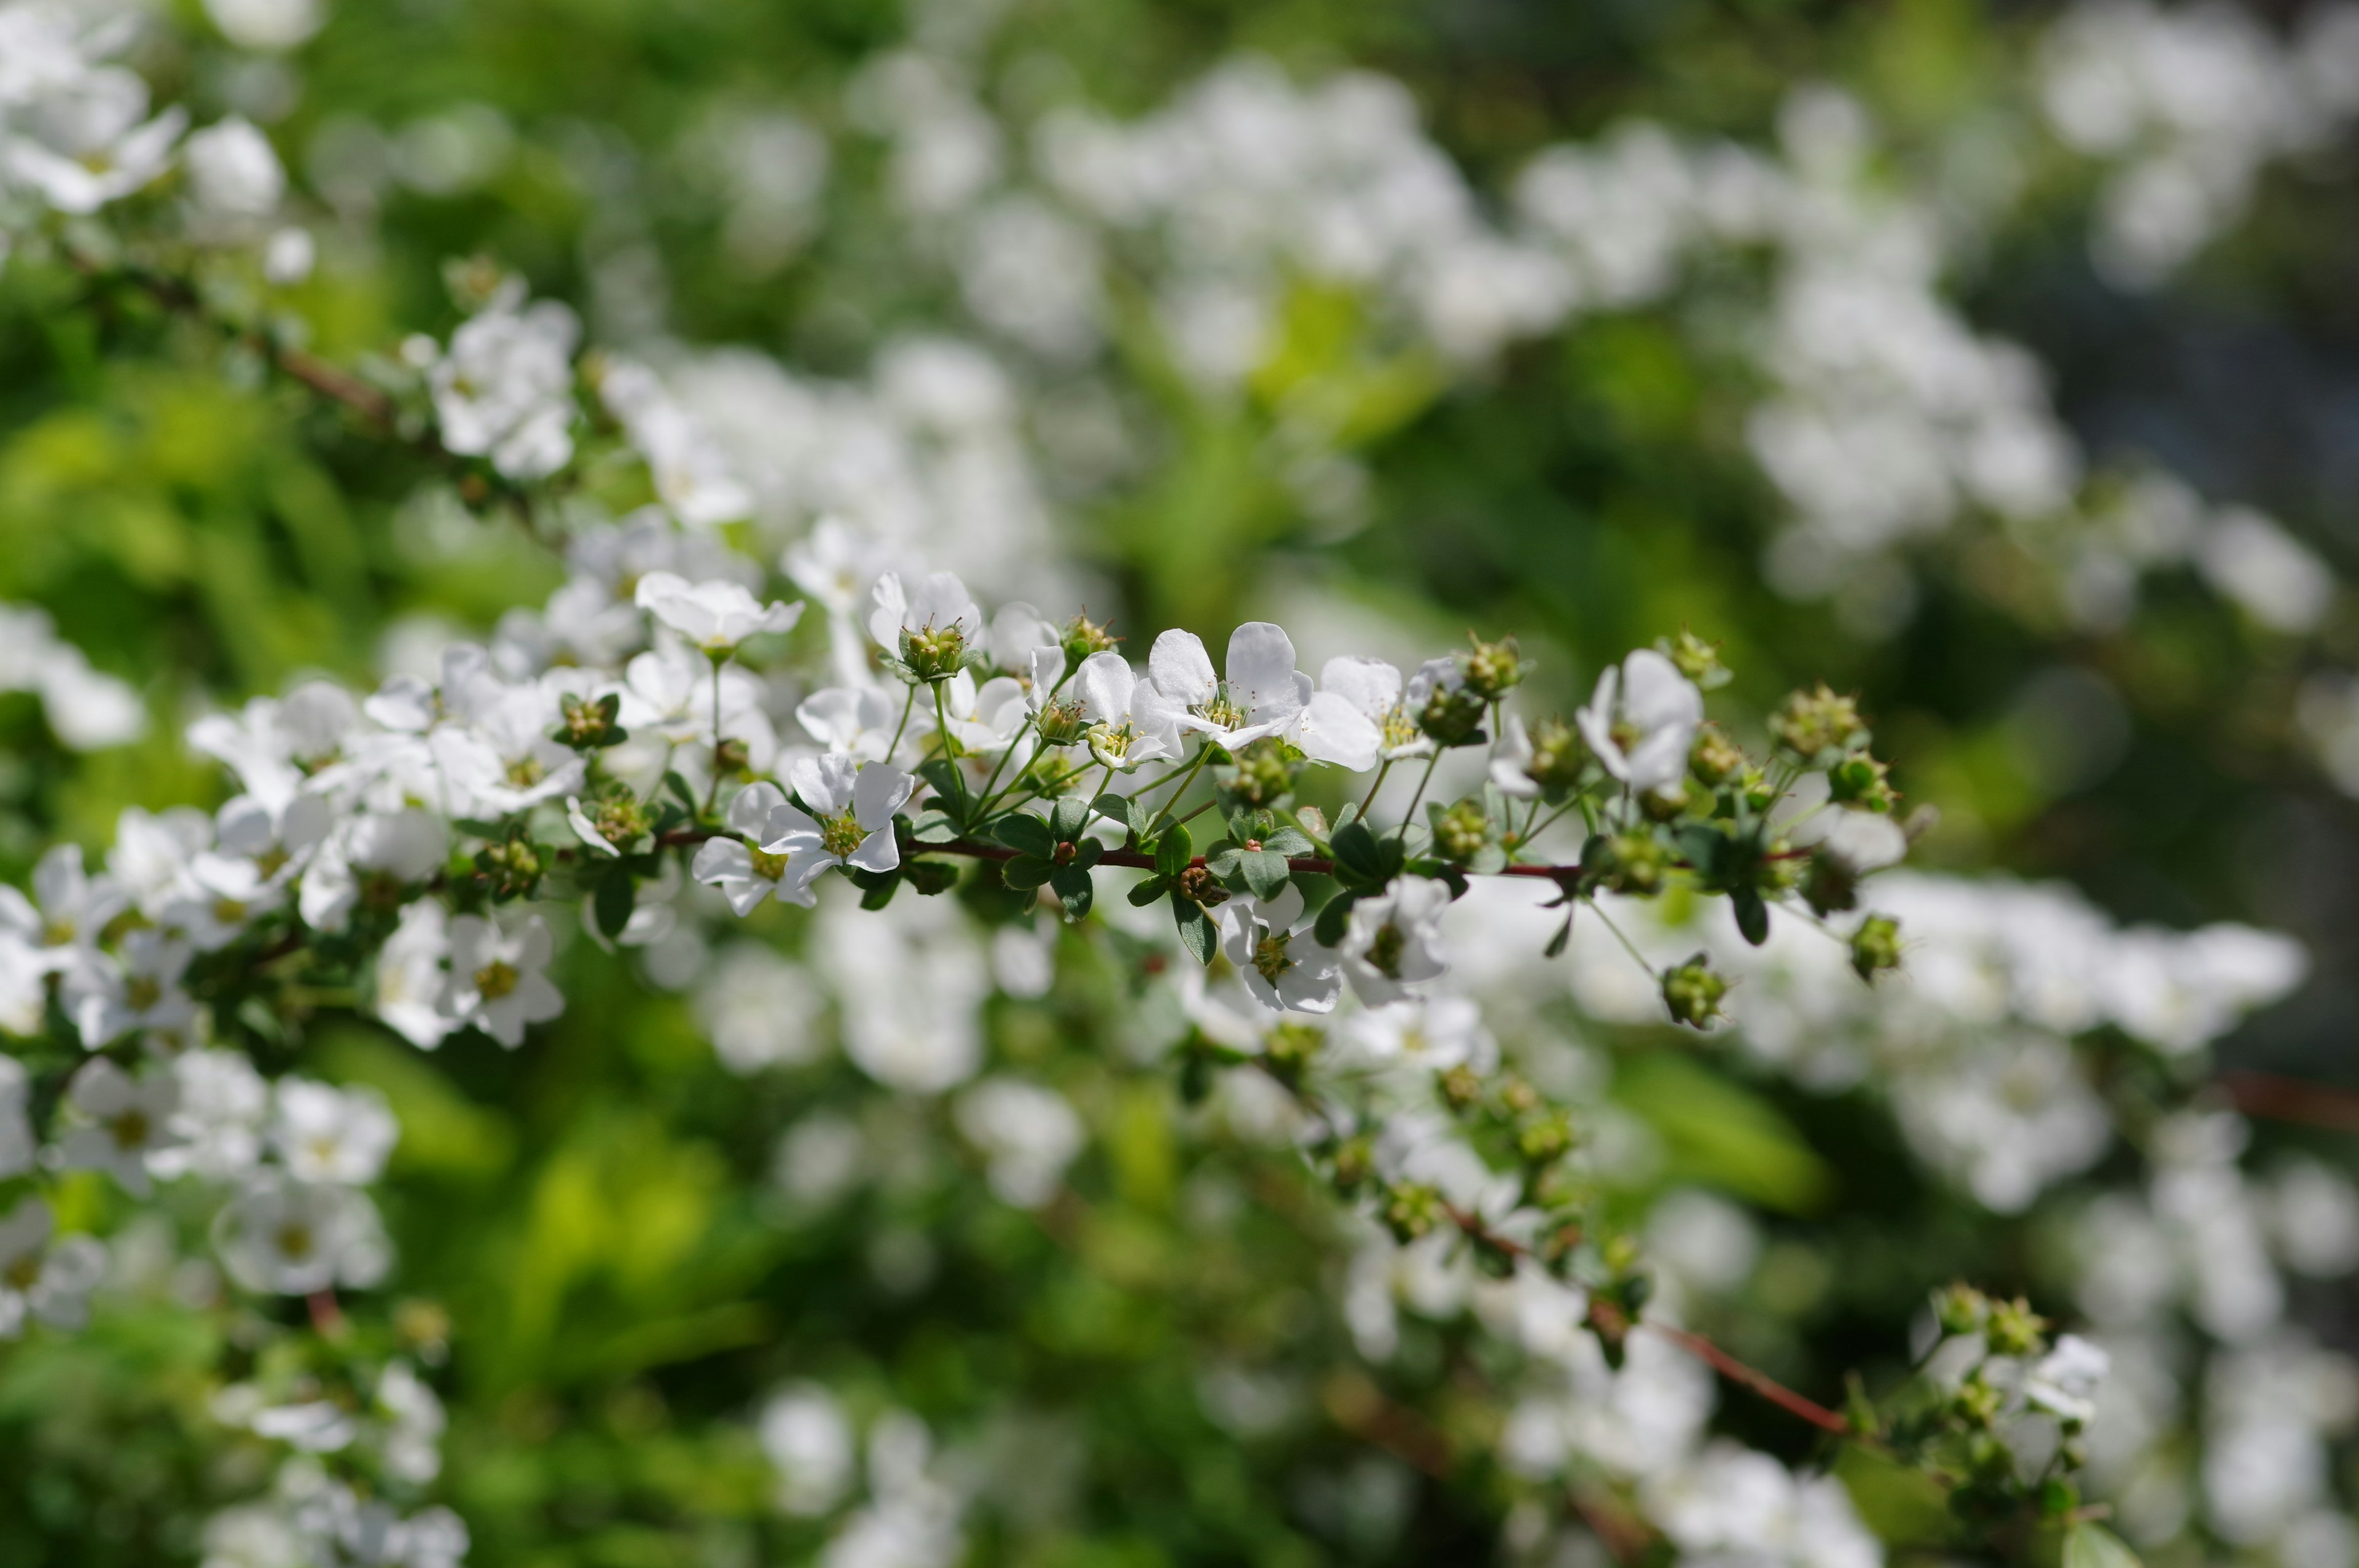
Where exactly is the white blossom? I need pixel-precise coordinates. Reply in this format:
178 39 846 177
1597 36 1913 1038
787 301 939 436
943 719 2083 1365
441 912 565 1047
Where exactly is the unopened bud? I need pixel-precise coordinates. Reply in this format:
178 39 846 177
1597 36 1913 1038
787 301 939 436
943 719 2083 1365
1952 1375 2003 1429
1383 1182 1444 1243
1803 851 1860 916
1461 634 1525 701
1850 915 1903 981
1933 1282 1988 1337
1984 1297 2047 1357
714 737 752 774
1224 739 1296 808
1659 628 1731 690
1035 697 1088 746
1517 1113 1574 1165
1525 715 1586 790
901 623 967 682
1770 682 1867 760
1661 953 1730 1030
1438 1063 1482 1110
1594 833 1667 895
1061 612 1118 663
1433 798 1492 862
1176 866 1229 908
1331 1136 1375 1193
1419 684 1485 747
1828 752 1898 812
1689 724 1745 788
557 692 623 749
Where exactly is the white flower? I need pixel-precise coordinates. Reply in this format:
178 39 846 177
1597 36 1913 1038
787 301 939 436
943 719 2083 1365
1342 996 1495 1074
429 300 581 481
441 913 565 1047
0 843 126 971
1488 714 1539 800
271 1079 398 1186
3 95 184 216
954 1078 1086 1207
0 1199 106 1337
1575 648 1702 795
0 1058 34 1178
1146 623 1379 767
264 226 316 285
761 1383 856 1516
153 1050 269 1182
633 571 804 655
1321 657 1433 762
203 0 325 51
754 756 915 905
59 1059 182 1196
692 782 802 916
183 116 284 218
1073 651 1181 771
867 570 983 678
941 668 1033 757
694 945 821 1072
798 685 909 763
249 1400 359 1453
375 900 455 1051
1221 884 1345 1014
1340 878 1451 1005
2024 1334 2110 1426
377 1360 448 1484
160 851 286 951
783 518 890 617
65 927 195 1047
213 1172 390 1295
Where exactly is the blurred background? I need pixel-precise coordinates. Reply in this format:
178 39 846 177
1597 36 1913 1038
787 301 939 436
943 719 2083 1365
6 0 2359 1562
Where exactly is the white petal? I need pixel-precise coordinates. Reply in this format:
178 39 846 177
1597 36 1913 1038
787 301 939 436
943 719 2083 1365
1224 622 1301 716
1147 630 1216 705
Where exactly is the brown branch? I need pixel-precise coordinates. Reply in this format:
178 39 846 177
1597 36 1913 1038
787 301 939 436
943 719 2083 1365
2218 1071 2359 1136
1320 1369 1454 1479
1643 1321 1852 1435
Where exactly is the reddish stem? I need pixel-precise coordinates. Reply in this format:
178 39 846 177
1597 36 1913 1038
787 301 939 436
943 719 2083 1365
1645 1321 1851 1435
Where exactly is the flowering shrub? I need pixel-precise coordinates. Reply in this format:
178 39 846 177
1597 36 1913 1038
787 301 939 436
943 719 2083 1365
0 2 2350 1566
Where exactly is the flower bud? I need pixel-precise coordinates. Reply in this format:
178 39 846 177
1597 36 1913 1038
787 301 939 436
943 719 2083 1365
1984 1296 2046 1357
1828 752 1898 811
1951 1375 2003 1429
475 837 546 900
1933 1282 1988 1337
1061 612 1118 663
1383 1182 1444 1243
714 737 752 774
1419 684 1486 747
1689 724 1745 788
1222 739 1296 808
1035 697 1088 747
1516 1112 1574 1165
1461 634 1525 700
1525 714 1586 790
556 692 623 749
1661 953 1730 1030
1850 915 1903 981
1438 1063 1482 1111
1176 866 1229 908
1803 851 1860 916
1330 1135 1375 1194
1433 798 1492 862
1659 628 1731 690
1591 833 1667 895
1770 682 1867 760
902 623 968 682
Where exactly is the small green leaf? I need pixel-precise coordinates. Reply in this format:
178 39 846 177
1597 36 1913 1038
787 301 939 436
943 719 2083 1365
1313 892 1358 948
1205 843 1243 880
1733 887 1769 946
1544 914 1572 959
909 808 963 845
1090 794 1134 832
853 868 902 910
1242 849 1290 901
993 813 1057 859
1468 843 1508 876
1127 877 1171 907
663 771 698 812
915 758 963 810
1262 825 1313 857
1050 797 1091 841
1154 824 1193 878
904 860 958 895
1050 866 1095 921
1173 897 1217 965
1001 854 1055 891
1069 839 1105 872
593 873 635 939
1329 821 1396 892
452 817 512 840
2064 1525 2142 1568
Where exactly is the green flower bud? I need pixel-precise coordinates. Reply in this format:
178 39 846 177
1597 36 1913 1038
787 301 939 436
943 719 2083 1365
1984 1296 2047 1357
901 622 968 682
1383 1182 1444 1243
1516 1112 1575 1166
1770 682 1868 760
1850 914 1903 981
1661 953 1731 1030
1419 684 1486 747
1526 714 1586 790
1461 634 1526 700
1933 1282 1989 1338
1222 739 1297 808
1438 1063 1482 1111
1433 797 1492 862
1330 1136 1375 1194
1951 1374 2004 1429
1659 628 1731 690
1593 833 1668 895
1061 612 1119 663
1803 851 1861 916
1689 724 1746 789
475 836 546 900
555 691 624 749
1828 752 1898 812
1035 696 1089 746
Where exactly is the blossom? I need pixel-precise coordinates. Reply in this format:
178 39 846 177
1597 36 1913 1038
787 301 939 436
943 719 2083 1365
1073 651 1181 771
212 1172 390 1295
692 782 802 915
1321 657 1433 762
270 1079 399 1186
867 571 983 679
761 1384 856 1516
2 85 184 216
375 900 455 1051
0 843 125 972
183 115 284 218
2024 1334 2110 1426
1575 649 1703 795
633 571 804 655
153 1050 269 1182
1221 884 1345 1014
798 685 910 763
58 1059 182 1196
65 927 196 1047
940 668 1033 757
1146 623 1378 766
953 1078 1086 1207
1343 996 1496 1073
429 300 581 481
441 913 565 1047
1339 878 1451 1005
753 756 916 905
0 1199 106 1337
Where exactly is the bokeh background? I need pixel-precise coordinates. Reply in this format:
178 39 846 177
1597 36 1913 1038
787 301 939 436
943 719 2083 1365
5 0 2358 1562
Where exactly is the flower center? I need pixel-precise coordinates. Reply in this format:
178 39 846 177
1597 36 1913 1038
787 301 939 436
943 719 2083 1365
213 897 249 926
749 846 790 881
1366 922 1407 980
276 1224 315 1261
1252 930 1295 986
474 960 520 1002
125 977 163 1012
1195 685 1247 732
818 811 866 859
1380 704 1420 751
3 1254 39 1291
506 756 546 789
110 1110 151 1150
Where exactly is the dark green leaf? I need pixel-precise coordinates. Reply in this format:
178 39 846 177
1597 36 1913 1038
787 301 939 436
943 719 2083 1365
1313 892 1358 948
1329 821 1398 892
1734 887 1769 946
909 808 963 845
915 758 963 811
452 817 512 840
1090 793 1134 832
1205 844 1243 879
1069 839 1105 872
1050 866 1095 921
1173 896 1218 965
1262 825 1313 857
663 771 699 812
1544 915 1572 959
1242 849 1290 902
992 813 1057 858
904 860 958 895
1128 877 1172 907
593 873 635 939
1468 843 1508 876
855 868 902 910
1001 854 1055 891
1154 824 1194 878
1050 796 1091 841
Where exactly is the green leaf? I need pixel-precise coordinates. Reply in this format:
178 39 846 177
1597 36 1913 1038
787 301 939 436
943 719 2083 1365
1173 896 1218 965
1733 887 1769 946
1241 849 1290 902
993 813 1057 858
1154 824 1194 878
853 868 902 910
1261 825 1313 857
909 808 963 846
1313 892 1358 948
663 771 699 813
1611 1053 1836 1214
1050 796 1091 841
1050 866 1095 921
1329 821 1398 892
2064 1526 2142 1568
1127 877 1172 908
1468 843 1508 875
1001 854 1055 891
904 860 958 895
452 817 513 840
1544 915 1572 959
1205 843 1243 880
593 872 635 939
1090 793 1134 832
915 758 963 811
1331 802 1360 833
1068 839 1105 872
